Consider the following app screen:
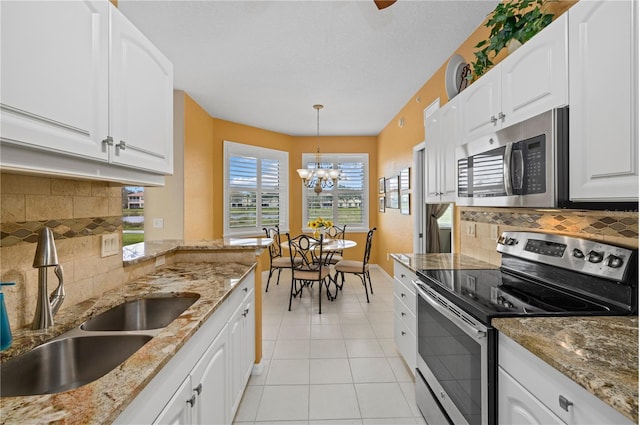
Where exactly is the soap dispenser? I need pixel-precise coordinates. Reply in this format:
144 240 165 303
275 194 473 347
0 282 15 351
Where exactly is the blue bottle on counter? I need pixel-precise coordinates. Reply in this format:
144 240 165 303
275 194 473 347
0 282 15 351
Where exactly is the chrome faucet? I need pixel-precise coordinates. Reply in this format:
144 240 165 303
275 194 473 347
32 227 65 330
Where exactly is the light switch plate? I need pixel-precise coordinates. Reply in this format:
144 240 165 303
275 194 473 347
101 233 119 257
466 223 476 237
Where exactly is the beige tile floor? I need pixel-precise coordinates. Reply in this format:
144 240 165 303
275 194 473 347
233 267 427 425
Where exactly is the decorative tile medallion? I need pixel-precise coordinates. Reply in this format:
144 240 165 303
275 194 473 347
0 217 123 247
460 208 638 239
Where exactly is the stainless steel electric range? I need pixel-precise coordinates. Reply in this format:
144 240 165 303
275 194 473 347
413 231 637 425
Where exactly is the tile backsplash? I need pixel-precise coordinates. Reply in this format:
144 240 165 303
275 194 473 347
0 173 125 329
459 207 639 265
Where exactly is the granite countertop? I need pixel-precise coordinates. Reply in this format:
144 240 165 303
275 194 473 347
493 316 638 423
122 237 272 265
0 261 256 424
390 253 497 272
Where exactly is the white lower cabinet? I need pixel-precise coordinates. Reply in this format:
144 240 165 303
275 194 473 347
392 260 417 374
229 295 255 416
154 376 194 425
116 271 255 425
191 325 229 425
498 332 633 425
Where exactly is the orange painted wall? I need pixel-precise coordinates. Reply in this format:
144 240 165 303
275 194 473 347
375 1 575 276
184 93 215 240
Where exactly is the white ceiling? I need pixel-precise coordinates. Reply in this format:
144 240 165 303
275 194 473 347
118 0 498 136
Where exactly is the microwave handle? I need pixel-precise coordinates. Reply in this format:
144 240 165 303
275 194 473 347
503 143 514 196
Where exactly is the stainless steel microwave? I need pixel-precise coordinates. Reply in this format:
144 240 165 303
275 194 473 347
456 108 568 208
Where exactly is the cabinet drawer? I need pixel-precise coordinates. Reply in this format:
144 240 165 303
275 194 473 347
227 273 253 309
393 312 416 373
394 261 417 293
393 294 416 336
499 333 633 425
393 278 416 316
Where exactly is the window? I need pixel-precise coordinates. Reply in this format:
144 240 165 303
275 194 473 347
224 141 289 236
122 186 144 246
302 153 369 232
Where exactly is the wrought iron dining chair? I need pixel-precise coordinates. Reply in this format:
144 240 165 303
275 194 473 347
318 224 347 265
263 225 290 292
285 233 333 314
333 227 376 302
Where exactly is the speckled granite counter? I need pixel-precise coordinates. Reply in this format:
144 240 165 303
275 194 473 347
390 253 497 272
122 237 272 265
0 261 256 424
493 316 638 423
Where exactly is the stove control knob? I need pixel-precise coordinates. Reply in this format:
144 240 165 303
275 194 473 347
606 255 624 268
587 251 604 263
572 248 585 259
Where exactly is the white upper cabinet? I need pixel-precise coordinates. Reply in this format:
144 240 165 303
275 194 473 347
110 6 173 174
0 1 173 185
0 0 110 161
568 0 638 202
460 13 568 143
424 98 459 204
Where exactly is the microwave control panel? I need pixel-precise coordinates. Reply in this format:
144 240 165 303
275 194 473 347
512 134 546 195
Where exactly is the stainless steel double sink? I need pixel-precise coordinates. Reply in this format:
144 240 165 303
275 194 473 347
1 294 199 397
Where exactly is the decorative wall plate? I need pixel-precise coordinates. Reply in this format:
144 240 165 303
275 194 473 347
445 54 469 100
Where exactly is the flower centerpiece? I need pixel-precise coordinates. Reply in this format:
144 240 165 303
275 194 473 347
308 217 333 239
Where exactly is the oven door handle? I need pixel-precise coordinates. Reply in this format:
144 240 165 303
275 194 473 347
413 280 487 340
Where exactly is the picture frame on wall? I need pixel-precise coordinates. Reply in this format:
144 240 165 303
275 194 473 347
379 196 385 212
385 176 399 209
379 177 385 194
400 168 410 191
400 193 410 215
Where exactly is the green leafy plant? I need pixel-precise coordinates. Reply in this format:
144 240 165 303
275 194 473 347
469 0 554 80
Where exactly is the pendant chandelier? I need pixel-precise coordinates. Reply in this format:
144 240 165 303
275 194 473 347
297 104 341 195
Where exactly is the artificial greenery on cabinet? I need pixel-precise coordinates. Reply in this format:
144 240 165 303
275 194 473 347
469 0 554 80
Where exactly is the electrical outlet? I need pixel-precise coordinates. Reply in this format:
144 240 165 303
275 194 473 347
153 218 164 229
466 223 476 237
490 225 499 240
101 233 119 257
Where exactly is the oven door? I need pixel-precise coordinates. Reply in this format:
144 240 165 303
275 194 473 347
413 280 493 425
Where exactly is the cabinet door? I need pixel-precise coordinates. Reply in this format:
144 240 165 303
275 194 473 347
424 112 441 203
153 376 193 425
568 0 638 202
498 367 564 425
110 5 173 174
228 291 256 419
0 0 109 161
501 14 568 127
191 324 229 425
438 99 459 202
459 68 501 142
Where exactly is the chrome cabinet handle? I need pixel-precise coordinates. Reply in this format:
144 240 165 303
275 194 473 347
242 308 250 318
194 383 203 395
559 395 573 412
498 112 506 120
401 274 406 278
401 312 406 317
116 141 126 150
243 287 248 293
401 331 406 336
400 293 406 298
187 394 196 407
490 115 498 124
102 136 113 146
